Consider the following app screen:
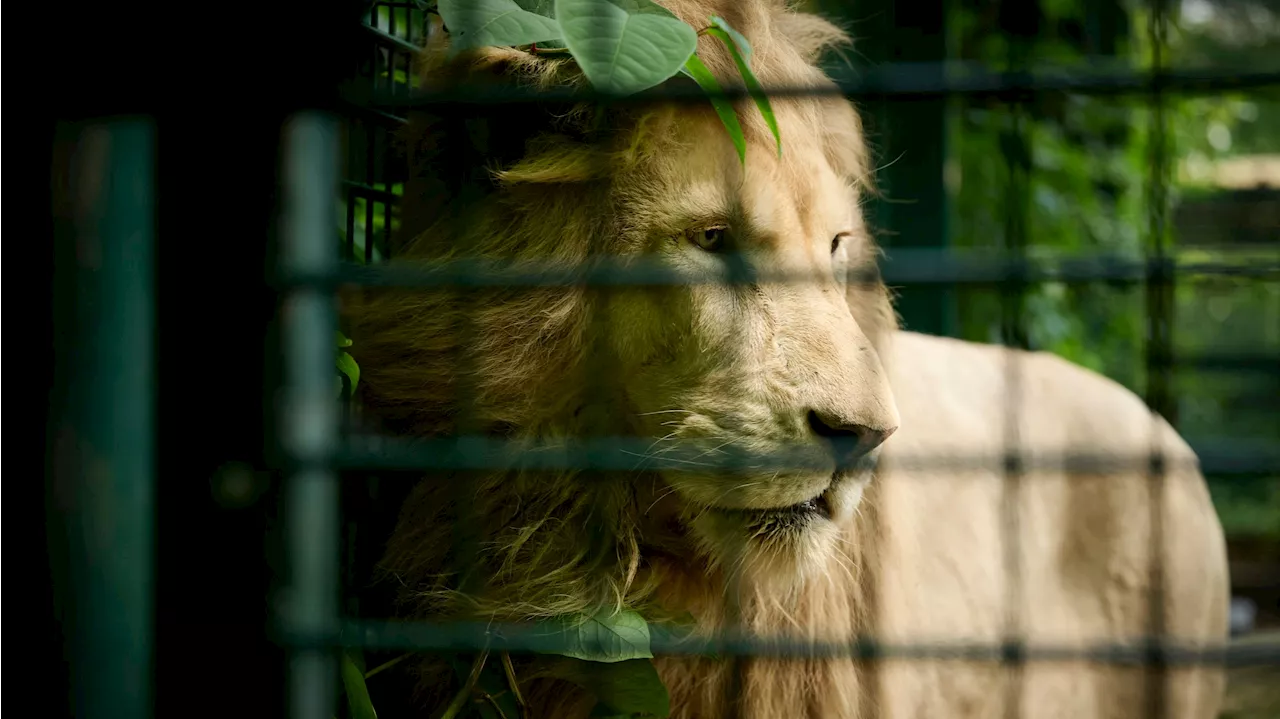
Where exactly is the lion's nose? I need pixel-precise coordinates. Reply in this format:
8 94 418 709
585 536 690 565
807 410 896 465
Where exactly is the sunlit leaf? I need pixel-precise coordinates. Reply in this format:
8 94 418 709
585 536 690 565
543 609 653 663
679 54 746 164
709 15 752 60
555 0 697 96
337 352 361 395
438 0 562 55
705 18 779 156
341 650 378 719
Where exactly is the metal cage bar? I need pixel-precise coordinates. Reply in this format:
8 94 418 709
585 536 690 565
49 118 157 719
278 113 343 719
1142 1 1175 716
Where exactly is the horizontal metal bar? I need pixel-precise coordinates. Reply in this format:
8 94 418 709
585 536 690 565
308 435 1280 477
1157 353 1280 373
278 252 1279 290
359 22 419 55
372 62 1280 110
278 619 1280 668
335 97 408 127
341 179 400 204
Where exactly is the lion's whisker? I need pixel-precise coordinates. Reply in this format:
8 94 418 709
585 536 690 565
635 409 696 417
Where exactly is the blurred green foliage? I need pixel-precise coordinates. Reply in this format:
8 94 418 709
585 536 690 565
949 0 1279 538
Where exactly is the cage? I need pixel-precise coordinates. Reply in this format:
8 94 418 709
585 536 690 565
42 1 1280 718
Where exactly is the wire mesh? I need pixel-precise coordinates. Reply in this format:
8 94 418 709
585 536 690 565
265 1 1280 718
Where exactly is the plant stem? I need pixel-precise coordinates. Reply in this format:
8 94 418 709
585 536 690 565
479 693 511 719
434 651 489 719
500 652 527 712
364 652 412 680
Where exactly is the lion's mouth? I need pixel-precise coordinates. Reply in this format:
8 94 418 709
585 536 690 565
719 486 833 527
775 491 832 520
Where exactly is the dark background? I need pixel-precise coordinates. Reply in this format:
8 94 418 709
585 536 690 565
37 3 363 718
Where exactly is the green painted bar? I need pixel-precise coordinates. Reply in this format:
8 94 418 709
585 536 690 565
279 112 342 719
52 119 157 719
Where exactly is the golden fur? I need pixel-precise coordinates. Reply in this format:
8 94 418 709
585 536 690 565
346 1 1230 716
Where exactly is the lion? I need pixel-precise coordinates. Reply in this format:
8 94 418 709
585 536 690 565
345 1 1231 717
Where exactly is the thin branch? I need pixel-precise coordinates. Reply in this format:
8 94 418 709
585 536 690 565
500 652 527 713
479 692 511 719
434 650 490 719
364 652 413 680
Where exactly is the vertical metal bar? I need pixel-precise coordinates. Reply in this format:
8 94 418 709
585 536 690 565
384 195 394 259
346 187 358 262
1000 107 1029 719
366 198 377 264
279 112 342 719
365 124 378 264
51 118 156 719
403 48 413 101
1000 17 1033 719
345 121 358 263
1143 0 1172 716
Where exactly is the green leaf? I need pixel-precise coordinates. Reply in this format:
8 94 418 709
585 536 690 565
705 19 781 157
513 0 556 15
378 67 411 85
709 15 752 60
555 0 698 96
438 0 562 56
546 658 670 718
341 651 379 719
336 330 353 348
337 351 361 394
679 54 746 165
544 609 653 663
511 0 567 50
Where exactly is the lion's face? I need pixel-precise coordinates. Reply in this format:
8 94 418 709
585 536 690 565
605 113 900 580
360 4 905 595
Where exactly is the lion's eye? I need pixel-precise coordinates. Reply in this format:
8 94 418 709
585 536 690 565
690 226 728 253
831 232 851 284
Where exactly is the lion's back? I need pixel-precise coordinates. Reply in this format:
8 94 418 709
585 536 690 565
870 330 1229 719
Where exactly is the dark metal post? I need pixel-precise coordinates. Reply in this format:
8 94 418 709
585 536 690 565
49 119 157 719
1143 2 1174 716
278 113 342 719
824 0 957 338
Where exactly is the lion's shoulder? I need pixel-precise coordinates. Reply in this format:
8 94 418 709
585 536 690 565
880 331 1228 655
886 330 1195 462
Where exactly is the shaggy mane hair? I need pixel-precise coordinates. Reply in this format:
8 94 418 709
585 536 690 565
345 1 896 715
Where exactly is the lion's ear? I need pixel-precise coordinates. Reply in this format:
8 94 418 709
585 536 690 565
773 11 853 65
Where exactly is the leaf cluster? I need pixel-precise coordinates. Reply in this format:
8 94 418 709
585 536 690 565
436 0 781 164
